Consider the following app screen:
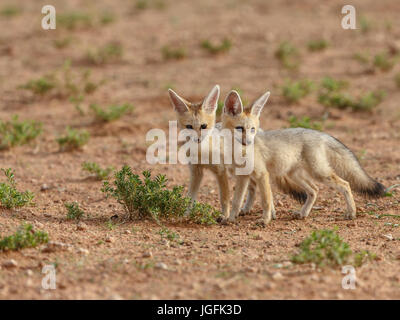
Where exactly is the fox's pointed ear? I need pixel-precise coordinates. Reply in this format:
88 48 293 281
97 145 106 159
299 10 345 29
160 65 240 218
202 85 220 114
250 91 270 117
224 90 243 117
168 89 189 114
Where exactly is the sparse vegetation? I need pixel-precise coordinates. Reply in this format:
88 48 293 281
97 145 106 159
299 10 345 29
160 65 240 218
282 79 315 103
0 116 42 150
90 103 134 122
57 127 90 151
57 12 93 30
201 38 232 54
19 76 56 96
395 73 400 88
82 161 114 180
53 37 74 49
0 168 34 209
0 224 48 251
275 41 300 69
86 42 123 65
307 39 329 52
373 52 396 72
288 116 323 131
162 45 186 60
100 12 115 25
102 166 221 224
65 202 85 220
359 16 372 34
0 6 21 17
320 77 348 92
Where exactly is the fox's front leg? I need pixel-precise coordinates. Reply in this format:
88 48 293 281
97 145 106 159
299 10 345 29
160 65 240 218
228 175 250 222
215 170 230 218
256 171 273 225
185 164 204 215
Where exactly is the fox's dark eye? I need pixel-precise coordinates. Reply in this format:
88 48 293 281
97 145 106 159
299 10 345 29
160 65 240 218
251 127 256 133
200 124 207 130
235 126 244 132
186 124 193 129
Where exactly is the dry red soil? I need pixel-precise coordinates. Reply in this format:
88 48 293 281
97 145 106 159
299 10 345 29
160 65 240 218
0 0 399 299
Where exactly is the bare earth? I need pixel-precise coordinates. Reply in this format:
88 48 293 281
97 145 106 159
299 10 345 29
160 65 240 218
0 0 399 299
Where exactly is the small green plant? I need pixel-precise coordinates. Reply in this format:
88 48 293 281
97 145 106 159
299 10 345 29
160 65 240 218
102 166 221 224
0 168 34 209
291 229 352 267
288 116 323 131
0 224 48 251
53 37 73 49
90 103 134 122
0 115 42 150
282 79 314 103
135 0 166 10
65 202 85 220
320 77 348 92
57 127 90 151
353 52 370 65
351 90 386 112
86 42 123 65
373 52 396 72
275 41 300 69
354 250 377 267
0 6 21 17
359 16 372 33
201 38 232 54
19 76 56 95
162 45 186 60
100 12 115 25
82 161 114 180
158 227 181 242
307 39 329 52
57 12 93 30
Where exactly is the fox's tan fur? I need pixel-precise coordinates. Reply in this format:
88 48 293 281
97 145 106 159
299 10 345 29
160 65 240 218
168 86 259 218
222 90 386 225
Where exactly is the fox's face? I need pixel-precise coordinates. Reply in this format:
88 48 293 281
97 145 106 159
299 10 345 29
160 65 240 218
222 90 270 146
168 85 220 143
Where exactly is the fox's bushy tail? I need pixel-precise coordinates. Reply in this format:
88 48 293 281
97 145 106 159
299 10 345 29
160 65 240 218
328 138 386 198
276 176 307 203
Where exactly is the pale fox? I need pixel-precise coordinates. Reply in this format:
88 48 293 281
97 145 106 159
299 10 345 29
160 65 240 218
222 90 386 225
168 85 259 218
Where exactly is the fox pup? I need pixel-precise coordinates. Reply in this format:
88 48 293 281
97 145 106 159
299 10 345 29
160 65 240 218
222 90 386 225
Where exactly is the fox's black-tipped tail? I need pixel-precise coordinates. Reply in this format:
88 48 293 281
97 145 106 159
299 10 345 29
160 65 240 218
275 176 307 204
354 180 386 198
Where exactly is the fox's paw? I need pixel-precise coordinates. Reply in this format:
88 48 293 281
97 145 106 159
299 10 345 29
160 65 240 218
272 208 277 220
239 208 251 216
292 211 305 220
344 212 356 220
255 218 270 228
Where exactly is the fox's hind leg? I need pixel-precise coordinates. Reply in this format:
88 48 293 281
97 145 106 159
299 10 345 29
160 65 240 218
240 179 256 215
322 173 356 219
288 172 318 219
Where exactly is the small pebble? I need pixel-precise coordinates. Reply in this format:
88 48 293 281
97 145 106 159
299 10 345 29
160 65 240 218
3 259 18 268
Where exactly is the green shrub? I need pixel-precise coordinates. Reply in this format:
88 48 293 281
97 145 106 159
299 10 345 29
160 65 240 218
82 161 114 180
282 79 314 103
0 115 42 150
275 41 300 69
320 77 348 92
162 46 186 60
373 52 396 72
352 90 386 112
65 202 85 220
291 229 352 266
288 116 322 131
57 127 90 151
0 224 48 251
201 38 232 54
90 103 134 122
19 76 56 95
307 39 329 52
86 42 123 65
102 166 221 224
0 168 34 209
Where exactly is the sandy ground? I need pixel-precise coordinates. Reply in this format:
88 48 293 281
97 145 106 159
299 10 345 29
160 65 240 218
0 0 399 299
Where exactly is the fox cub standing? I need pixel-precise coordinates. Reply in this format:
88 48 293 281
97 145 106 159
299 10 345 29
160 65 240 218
168 85 258 218
222 90 386 225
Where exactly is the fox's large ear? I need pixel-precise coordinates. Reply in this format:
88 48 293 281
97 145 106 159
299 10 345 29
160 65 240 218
224 90 243 117
202 85 220 114
168 89 189 114
250 91 270 117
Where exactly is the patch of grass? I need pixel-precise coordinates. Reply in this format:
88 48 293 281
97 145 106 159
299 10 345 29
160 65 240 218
307 39 329 52
373 52 396 72
0 115 42 150
157 227 182 243
352 90 386 112
353 52 370 65
0 6 21 17
162 45 186 60
320 77 348 92
53 37 73 49
19 76 56 96
65 202 85 220
90 103 134 122
359 16 372 34
395 73 400 88
102 166 221 224
275 41 300 70
86 42 123 65
288 116 323 131
0 224 48 251
0 168 34 209
57 12 92 30
82 161 114 180
100 12 115 25
201 38 232 54
135 0 166 10
57 127 90 151
282 79 315 103
291 229 352 267
354 250 377 267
